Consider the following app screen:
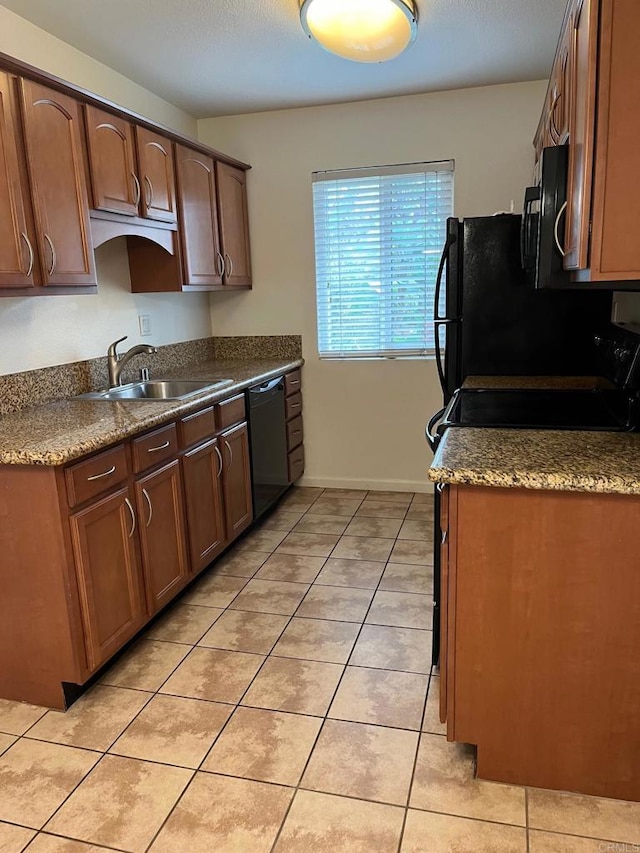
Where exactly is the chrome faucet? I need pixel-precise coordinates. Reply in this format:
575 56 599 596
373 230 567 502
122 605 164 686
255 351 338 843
107 336 158 387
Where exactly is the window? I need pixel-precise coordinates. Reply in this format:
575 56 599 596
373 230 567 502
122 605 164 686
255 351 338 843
312 161 454 359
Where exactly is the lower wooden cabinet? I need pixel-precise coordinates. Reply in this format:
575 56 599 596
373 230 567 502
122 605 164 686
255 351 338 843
134 459 189 614
69 486 145 672
220 422 253 539
182 437 226 573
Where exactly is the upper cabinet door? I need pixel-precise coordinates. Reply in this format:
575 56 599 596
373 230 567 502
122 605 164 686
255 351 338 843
19 79 96 287
564 0 599 271
0 72 38 289
175 144 223 287
135 126 177 223
84 105 138 216
216 162 252 287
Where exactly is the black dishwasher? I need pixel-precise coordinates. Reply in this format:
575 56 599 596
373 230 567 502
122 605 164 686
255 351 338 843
247 377 289 520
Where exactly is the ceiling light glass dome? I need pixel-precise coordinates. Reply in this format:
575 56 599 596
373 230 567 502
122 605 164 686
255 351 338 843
300 0 418 63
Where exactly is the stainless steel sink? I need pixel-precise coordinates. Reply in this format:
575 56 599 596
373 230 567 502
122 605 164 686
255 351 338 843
78 379 234 401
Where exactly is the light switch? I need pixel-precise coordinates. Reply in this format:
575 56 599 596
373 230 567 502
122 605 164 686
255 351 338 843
139 314 152 336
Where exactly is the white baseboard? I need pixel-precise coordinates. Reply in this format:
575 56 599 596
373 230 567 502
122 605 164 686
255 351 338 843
298 475 434 493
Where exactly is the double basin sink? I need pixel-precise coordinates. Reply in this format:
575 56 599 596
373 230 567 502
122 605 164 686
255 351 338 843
79 378 234 402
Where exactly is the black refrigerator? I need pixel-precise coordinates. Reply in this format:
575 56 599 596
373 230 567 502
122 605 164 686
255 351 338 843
428 214 612 666
433 214 612 406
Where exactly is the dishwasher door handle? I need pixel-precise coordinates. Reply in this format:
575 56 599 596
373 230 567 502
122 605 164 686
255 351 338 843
252 377 283 393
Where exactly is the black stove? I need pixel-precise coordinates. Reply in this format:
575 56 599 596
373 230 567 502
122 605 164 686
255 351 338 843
439 386 637 434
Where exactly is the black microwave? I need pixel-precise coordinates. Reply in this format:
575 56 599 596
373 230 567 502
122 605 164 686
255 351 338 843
521 144 569 289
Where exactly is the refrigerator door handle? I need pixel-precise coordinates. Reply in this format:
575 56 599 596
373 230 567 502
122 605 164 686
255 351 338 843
433 232 458 397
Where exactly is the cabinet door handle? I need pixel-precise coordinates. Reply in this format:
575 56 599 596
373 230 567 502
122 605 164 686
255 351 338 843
87 464 116 482
436 483 445 493
124 497 136 538
224 253 233 278
554 201 568 257
142 488 153 527
21 232 34 277
131 173 141 207
43 233 56 276
217 251 225 278
225 439 233 469
147 440 170 453
214 444 223 478
144 175 153 208
441 529 448 545
549 92 562 142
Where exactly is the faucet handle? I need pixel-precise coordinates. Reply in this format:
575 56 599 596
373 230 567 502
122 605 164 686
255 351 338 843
107 336 128 360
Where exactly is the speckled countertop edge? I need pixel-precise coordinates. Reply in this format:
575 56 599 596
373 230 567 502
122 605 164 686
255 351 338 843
0 357 303 467
429 427 640 496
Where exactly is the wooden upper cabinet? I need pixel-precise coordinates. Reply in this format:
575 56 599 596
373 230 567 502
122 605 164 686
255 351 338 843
564 0 599 271
0 72 38 289
136 126 177 223
84 105 138 216
216 162 252 287
19 79 96 287
175 144 223 287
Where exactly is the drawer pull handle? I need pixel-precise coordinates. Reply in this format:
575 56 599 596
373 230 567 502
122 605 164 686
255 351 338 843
147 440 170 453
289 379 300 386
142 488 153 527
225 439 233 469
290 403 301 409
87 465 116 482
292 430 301 436
214 444 223 478
21 232 34 277
124 497 136 538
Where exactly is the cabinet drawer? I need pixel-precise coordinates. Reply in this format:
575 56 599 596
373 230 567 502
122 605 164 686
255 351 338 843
288 445 305 483
286 415 304 451
285 392 302 421
132 423 178 474
179 406 215 449
217 394 246 430
284 369 302 397
65 445 129 507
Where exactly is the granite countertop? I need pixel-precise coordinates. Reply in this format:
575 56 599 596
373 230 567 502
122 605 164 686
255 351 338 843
429 427 640 495
0 357 303 466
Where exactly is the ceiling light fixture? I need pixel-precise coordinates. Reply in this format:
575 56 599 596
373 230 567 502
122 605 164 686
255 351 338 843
299 0 418 63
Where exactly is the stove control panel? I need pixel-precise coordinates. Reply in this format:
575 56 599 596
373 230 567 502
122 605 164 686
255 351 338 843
595 324 640 390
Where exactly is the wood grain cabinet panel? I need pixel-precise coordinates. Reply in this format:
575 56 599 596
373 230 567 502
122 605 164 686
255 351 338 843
216 162 252 287
69 486 144 672
19 78 96 287
134 459 189 614
175 144 223 287
220 422 253 539
564 0 599 271
136 126 177 223
0 72 38 289
182 437 226 573
84 105 138 216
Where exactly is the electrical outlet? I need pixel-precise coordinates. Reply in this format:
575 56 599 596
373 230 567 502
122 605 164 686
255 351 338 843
138 314 152 336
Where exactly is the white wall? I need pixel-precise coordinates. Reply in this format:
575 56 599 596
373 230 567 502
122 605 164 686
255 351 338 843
0 8 210 375
199 81 548 491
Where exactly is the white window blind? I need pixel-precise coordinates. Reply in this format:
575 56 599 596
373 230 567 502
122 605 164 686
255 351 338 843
312 161 454 359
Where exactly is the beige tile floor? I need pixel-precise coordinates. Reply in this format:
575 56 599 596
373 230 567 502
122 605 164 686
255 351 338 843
0 486 639 851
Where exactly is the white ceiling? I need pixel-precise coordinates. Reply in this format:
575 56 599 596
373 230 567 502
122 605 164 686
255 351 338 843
2 0 565 117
